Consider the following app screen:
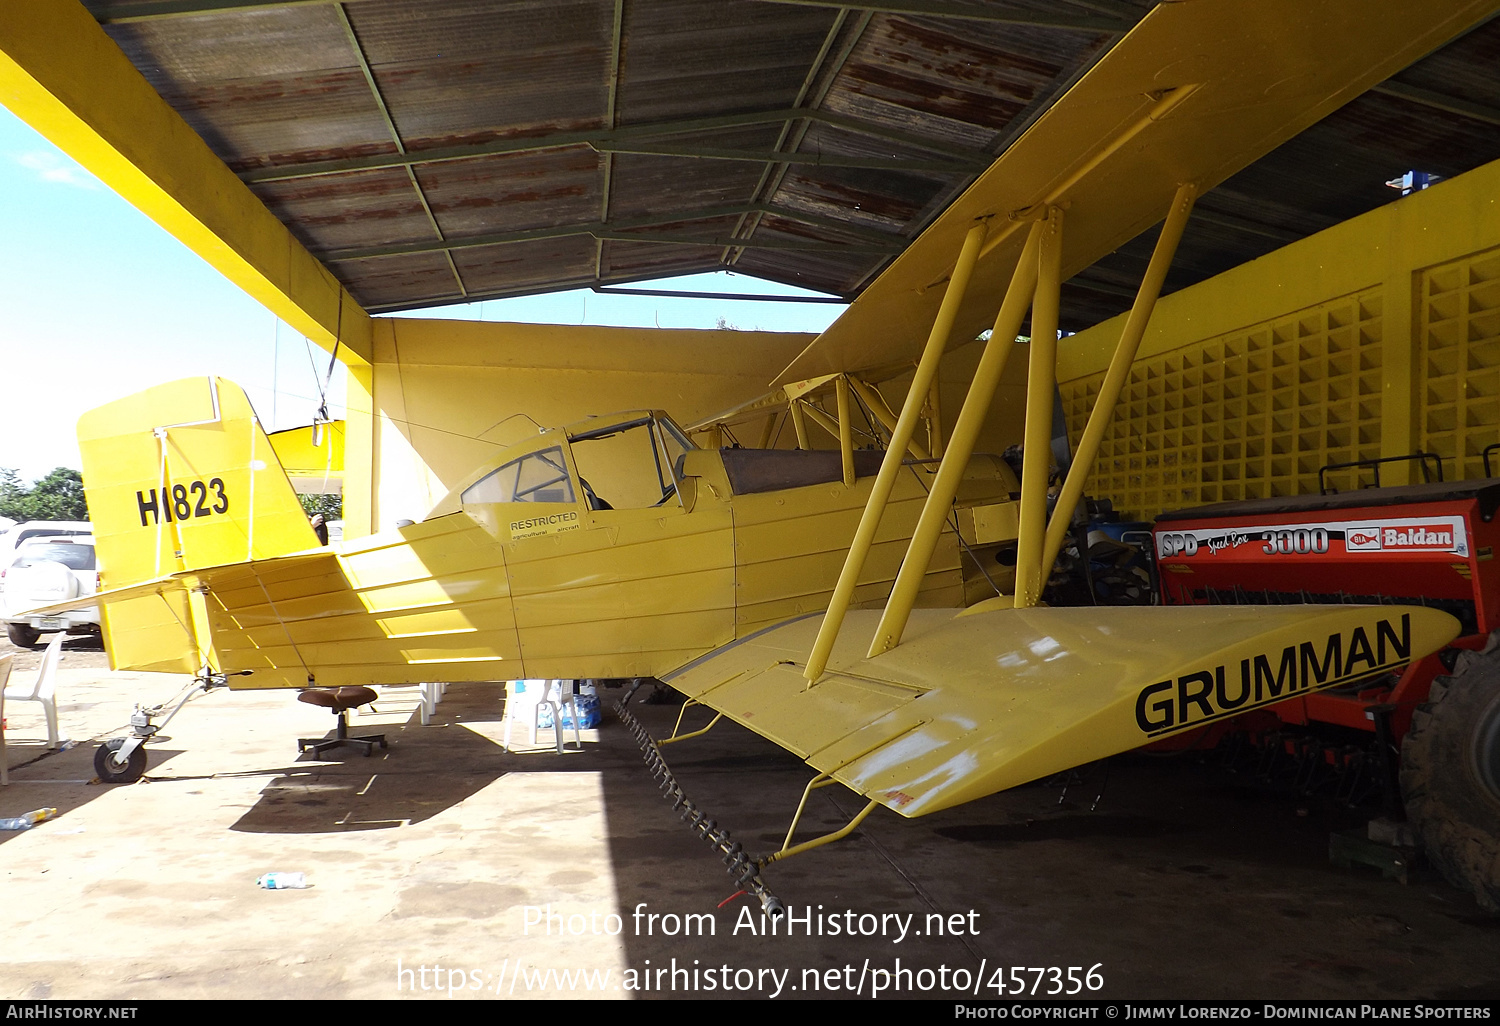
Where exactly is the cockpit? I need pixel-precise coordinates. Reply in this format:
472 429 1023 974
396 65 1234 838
566 412 693 511
440 411 696 539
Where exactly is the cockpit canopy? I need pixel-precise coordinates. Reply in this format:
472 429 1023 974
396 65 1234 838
432 411 696 532
461 445 574 506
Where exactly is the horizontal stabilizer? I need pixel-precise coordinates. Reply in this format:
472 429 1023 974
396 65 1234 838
665 604 1460 817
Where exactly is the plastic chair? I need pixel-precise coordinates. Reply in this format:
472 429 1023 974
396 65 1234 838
4 634 63 749
421 682 447 724
502 679 580 753
382 682 446 725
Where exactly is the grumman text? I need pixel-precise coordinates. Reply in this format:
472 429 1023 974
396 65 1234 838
1134 614 1410 735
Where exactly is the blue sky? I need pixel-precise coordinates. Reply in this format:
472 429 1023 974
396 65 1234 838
0 107 845 485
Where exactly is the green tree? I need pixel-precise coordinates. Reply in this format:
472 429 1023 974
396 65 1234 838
0 467 89 522
0 468 26 518
299 493 342 520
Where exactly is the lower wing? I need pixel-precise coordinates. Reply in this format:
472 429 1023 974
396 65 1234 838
664 604 1459 817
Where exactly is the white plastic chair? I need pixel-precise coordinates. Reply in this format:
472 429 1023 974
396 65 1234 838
4 634 63 749
383 681 447 725
421 682 447 723
502 679 580 753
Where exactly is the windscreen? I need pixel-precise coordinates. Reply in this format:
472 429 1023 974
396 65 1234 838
461 446 576 505
571 416 690 510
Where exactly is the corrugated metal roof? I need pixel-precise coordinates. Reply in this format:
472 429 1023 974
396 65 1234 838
84 0 1500 328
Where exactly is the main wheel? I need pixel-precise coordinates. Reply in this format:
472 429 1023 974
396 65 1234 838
1400 635 1500 911
6 622 40 648
94 738 147 784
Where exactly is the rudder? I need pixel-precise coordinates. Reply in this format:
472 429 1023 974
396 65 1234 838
78 376 319 589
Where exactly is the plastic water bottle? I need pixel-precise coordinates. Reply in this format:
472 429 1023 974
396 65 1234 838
256 872 307 889
0 808 58 831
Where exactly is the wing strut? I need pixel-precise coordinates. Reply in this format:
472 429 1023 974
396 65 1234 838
860 179 1197 650
802 218 992 682
1038 183 1196 577
1011 206 1067 608
834 374 855 487
867 214 1046 656
789 398 809 449
849 376 930 461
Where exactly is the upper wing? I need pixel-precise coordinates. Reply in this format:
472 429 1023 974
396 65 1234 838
773 0 1500 386
665 603 1460 817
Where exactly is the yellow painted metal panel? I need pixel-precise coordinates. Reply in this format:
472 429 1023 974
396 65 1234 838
77 378 325 667
98 591 198 675
338 517 511 591
730 467 972 631
1059 289 1386 518
669 604 1460 817
504 504 736 678
695 662 917 759
958 502 1021 546
516 610 738 680
344 360 377 539
199 540 526 689
78 378 321 588
1419 245 1500 479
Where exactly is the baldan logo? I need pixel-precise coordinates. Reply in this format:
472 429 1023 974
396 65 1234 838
1345 523 1456 553
1380 524 1454 550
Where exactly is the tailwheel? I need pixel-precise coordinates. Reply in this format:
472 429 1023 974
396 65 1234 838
1400 636 1500 911
94 738 147 784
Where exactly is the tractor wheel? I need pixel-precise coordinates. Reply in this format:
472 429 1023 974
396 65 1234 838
1400 635 1500 911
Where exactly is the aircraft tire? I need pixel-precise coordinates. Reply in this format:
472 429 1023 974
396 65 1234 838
6 622 40 648
1400 635 1500 911
94 738 147 784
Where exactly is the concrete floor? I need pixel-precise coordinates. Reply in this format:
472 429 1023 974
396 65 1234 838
1 634 1498 1001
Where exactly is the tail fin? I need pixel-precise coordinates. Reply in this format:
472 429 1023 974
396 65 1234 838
78 377 319 591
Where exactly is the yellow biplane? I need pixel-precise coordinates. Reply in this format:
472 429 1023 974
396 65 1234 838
52 0 1495 905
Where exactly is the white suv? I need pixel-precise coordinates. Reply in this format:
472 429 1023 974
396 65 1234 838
1 535 99 647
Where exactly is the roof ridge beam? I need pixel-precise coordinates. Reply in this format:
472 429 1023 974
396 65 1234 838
589 140 985 173
320 205 910 262
240 109 994 184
